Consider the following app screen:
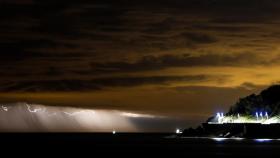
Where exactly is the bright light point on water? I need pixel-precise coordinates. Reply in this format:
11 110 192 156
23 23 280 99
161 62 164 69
233 137 244 141
210 137 244 141
112 131 116 134
212 138 227 142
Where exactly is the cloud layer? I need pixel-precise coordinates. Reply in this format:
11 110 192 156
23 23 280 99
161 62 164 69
1 0 280 127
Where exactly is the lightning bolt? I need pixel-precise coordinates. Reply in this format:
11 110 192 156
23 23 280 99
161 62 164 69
1 105 8 112
25 103 45 113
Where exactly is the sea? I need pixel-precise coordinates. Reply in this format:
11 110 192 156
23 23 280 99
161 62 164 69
1 133 280 156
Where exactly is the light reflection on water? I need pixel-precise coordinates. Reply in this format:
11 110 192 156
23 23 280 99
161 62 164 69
180 137 279 143
254 139 273 142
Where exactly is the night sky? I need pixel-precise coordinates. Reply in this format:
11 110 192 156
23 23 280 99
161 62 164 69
0 0 279 128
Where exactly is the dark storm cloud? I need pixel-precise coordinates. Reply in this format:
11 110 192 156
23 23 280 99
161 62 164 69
2 0 279 50
0 75 214 92
2 0 280 132
178 32 217 44
89 53 265 74
2 0 280 57
192 24 255 32
143 17 177 34
1 0 280 92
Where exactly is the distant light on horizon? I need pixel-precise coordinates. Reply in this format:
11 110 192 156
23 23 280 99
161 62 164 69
176 128 182 134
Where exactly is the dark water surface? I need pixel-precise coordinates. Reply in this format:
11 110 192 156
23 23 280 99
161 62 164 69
1 133 280 156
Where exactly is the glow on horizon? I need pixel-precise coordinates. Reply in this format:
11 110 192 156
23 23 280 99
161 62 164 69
120 112 158 118
0 103 168 132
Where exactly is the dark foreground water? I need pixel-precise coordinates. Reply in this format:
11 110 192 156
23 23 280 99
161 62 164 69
1 133 280 156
